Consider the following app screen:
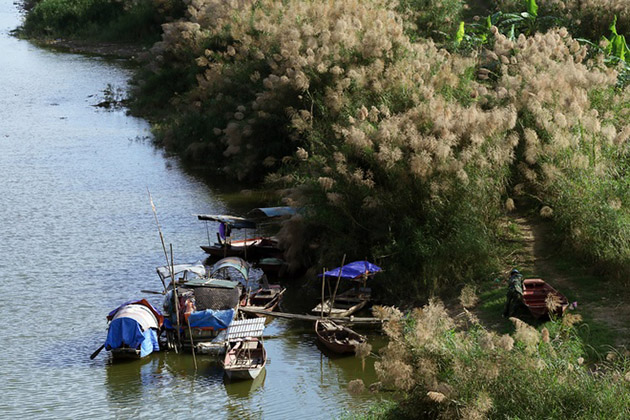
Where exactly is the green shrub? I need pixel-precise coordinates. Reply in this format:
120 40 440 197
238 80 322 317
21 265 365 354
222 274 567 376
397 0 465 41
22 0 181 43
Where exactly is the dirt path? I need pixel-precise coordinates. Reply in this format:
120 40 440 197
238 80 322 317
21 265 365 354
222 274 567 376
510 216 630 348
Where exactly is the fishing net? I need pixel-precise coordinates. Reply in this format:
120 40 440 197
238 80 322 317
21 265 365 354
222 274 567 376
182 286 240 311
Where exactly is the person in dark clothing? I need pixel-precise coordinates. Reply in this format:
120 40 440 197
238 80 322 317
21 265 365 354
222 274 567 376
503 268 524 317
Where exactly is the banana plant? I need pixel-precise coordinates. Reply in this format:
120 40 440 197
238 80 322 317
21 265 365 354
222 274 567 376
603 16 630 62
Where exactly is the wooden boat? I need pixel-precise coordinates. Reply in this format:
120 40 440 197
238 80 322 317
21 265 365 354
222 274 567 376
522 278 569 318
315 319 367 354
312 287 371 317
240 285 286 317
223 338 267 380
223 318 267 380
312 261 381 317
157 259 243 355
201 236 282 259
196 213 284 260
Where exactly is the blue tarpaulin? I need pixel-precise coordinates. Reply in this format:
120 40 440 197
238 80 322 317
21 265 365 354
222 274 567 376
140 329 159 357
319 261 382 280
188 308 235 329
105 317 159 356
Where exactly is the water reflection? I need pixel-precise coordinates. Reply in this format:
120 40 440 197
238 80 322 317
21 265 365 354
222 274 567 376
224 368 266 398
105 357 160 403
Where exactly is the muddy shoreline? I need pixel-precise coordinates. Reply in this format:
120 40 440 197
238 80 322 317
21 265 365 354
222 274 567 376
32 37 146 60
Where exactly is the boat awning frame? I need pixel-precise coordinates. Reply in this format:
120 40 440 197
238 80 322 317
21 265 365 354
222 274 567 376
195 214 257 230
209 257 250 282
156 263 207 282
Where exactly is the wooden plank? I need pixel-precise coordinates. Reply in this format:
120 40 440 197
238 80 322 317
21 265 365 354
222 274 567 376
238 307 382 326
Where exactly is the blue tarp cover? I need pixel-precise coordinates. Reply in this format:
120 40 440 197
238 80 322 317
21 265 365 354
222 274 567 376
319 261 382 280
105 317 159 356
140 329 159 357
188 308 235 329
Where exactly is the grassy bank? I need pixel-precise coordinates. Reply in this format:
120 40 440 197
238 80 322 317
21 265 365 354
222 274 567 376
19 0 630 297
357 300 630 419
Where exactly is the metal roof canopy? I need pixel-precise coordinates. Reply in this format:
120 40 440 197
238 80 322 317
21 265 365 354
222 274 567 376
195 214 257 229
184 278 240 289
226 318 266 340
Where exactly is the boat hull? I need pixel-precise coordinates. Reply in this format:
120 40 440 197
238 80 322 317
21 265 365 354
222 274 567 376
315 319 366 354
111 348 143 360
223 339 267 381
225 366 264 380
523 278 569 318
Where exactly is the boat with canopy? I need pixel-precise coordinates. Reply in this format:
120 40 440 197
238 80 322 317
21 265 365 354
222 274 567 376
196 207 296 268
102 299 163 359
223 318 267 380
158 258 247 355
311 261 381 317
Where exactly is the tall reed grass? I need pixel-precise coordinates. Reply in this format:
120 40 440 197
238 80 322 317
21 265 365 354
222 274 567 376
370 300 630 419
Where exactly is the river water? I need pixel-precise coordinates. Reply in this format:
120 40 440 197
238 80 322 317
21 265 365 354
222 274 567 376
0 3 383 419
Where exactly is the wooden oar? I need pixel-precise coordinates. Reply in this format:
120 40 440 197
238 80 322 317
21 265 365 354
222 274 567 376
90 344 105 359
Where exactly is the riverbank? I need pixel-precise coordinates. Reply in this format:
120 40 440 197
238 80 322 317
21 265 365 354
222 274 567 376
31 37 145 59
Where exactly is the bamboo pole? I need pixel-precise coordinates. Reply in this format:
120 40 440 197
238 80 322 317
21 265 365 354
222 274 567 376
320 268 326 319
328 254 346 317
187 322 197 371
148 189 169 294
171 244 182 351
148 190 179 351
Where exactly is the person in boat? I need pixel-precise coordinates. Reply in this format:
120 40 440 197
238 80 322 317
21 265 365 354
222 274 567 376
503 268 524 317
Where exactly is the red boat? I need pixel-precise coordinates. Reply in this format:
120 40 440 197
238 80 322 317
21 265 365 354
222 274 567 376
522 278 569 318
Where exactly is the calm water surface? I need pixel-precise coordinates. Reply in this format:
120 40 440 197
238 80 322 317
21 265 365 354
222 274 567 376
0 4 383 418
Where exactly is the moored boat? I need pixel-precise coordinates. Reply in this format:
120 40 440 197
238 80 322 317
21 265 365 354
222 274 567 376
312 261 381 317
240 275 286 318
522 278 569 318
315 319 367 354
103 299 163 359
196 214 283 260
223 318 267 380
223 338 267 380
158 259 243 355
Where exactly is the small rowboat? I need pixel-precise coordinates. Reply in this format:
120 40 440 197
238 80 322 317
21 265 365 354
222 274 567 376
223 338 267 380
240 285 286 317
311 287 370 318
523 278 569 319
315 319 367 354
223 318 267 380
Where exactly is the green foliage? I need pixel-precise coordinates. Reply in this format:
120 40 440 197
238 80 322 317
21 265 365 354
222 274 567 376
21 0 181 44
397 0 465 42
